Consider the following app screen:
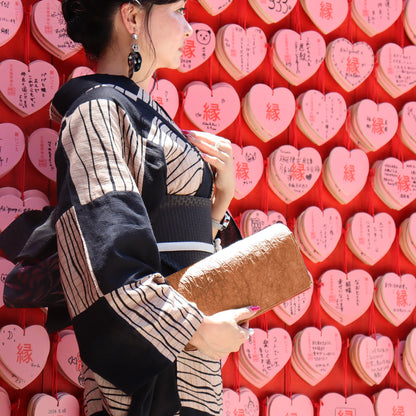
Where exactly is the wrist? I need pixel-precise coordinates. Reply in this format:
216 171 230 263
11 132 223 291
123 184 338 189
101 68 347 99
212 212 231 231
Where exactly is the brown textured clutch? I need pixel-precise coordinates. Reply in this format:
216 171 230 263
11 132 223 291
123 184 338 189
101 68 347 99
166 222 312 320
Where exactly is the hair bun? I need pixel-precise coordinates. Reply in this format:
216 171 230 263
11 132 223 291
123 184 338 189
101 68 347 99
61 0 90 43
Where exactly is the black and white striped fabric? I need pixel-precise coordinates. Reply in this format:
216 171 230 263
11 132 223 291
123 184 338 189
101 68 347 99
51 75 222 416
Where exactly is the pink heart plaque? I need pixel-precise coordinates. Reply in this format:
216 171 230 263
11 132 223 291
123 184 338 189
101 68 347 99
347 212 396 265
69 66 95 80
404 0 416 45
0 324 50 388
0 191 50 231
319 269 374 325
31 0 82 60
400 101 416 153
268 393 313 416
320 392 375 416
374 273 416 327
223 387 259 416
149 79 179 120
179 23 215 73
292 325 342 385
352 99 398 152
372 157 416 210
350 333 394 385
183 81 240 134
0 0 23 47
0 123 25 178
243 84 295 142
325 38 374 92
239 328 292 388
28 128 58 182
301 0 348 34
57 331 84 388
352 0 402 36
268 145 322 203
0 257 14 309
0 387 10 416
323 147 369 204
197 0 233 16
273 284 313 325
30 392 80 416
271 29 326 85
377 43 416 98
295 206 342 263
375 388 416 416
241 209 286 237
0 59 59 117
248 0 296 24
216 24 267 80
231 144 264 200
297 90 347 145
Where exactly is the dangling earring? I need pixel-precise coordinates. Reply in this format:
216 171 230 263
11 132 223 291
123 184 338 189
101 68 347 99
128 33 142 78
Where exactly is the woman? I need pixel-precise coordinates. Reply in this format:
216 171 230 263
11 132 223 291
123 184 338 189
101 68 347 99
51 1 257 415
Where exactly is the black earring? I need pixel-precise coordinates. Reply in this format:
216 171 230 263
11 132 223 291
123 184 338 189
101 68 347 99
128 33 142 78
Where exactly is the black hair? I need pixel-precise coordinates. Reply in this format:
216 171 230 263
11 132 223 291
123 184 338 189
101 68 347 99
62 0 180 60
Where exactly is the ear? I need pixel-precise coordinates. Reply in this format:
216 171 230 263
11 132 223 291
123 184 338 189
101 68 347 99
120 2 142 34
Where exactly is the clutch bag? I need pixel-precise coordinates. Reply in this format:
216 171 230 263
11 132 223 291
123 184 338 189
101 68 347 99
166 222 312 319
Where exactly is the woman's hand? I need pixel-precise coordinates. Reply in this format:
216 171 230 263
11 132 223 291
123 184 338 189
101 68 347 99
184 130 235 236
188 306 258 360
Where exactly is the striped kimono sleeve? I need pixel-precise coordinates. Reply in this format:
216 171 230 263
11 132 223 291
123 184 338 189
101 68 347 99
55 97 204 401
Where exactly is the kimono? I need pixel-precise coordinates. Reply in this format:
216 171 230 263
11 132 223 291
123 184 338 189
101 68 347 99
49 74 223 416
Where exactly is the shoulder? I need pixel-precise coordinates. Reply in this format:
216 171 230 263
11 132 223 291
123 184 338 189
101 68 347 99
51 74 141 123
